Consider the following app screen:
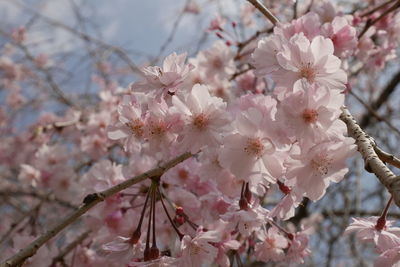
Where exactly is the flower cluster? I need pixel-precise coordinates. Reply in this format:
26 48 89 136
95 9 358 265
2 0 400 266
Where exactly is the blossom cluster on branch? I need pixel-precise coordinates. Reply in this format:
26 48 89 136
1 0 400 266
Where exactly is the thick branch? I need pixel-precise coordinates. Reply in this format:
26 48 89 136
340 108 400 207
0 152 192 267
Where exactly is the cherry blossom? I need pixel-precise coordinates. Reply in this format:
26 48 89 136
108 94 146 152
273 33 347 89
219 107 282 184
178 230 220 267
3 1 400 266
195 40 236 81
131 52 194 97
276 81 345 148
321 16 358 57
171 84 231 153
286 138 356 201
254 226 288 262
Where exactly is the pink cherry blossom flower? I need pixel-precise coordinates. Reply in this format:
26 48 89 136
102 236 143 263
274 12 322 41
236 70 265 94
269 190 303 220
286 138 356 201
206 78 233 101
196 41 235 80
178 229 221 267
197 150 242 197
172 84 232 153
221 203 266 237
143 99 181 156
166 187 201 219
273 33 347 90
285 231 311 263
252 35 283 77
131 52 194 97
11 27 26 43
0 57 22 85
108 94 146 152
375 246 400 267
345 217 400 250
199 192 232 220
322 16 358 57
211 220 241 267
254 226 288 262
219 107 282 184
82 159 125 193
18 164 41 187
276 81 345 148
311 0 338 23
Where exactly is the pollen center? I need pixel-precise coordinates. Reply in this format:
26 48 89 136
127 119 144 137
192 113 209 131
266 237 277 248
149 120 166 138
244 138 265 158
311 154 333 176
302 108 318 123
212 57 223 69
300 64 316 83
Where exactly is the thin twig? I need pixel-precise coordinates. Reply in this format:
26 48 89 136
5 0 142 76
1 152 192 267
358 0 400 38
150 0 189 65
360 0 397 17
0 27 75 107
246 0 279 25
349 90 400 136
50 231 90 266
0 203 42 245
0 190 77 210
374 146 400 169
236 27 271 53
359 70 400 128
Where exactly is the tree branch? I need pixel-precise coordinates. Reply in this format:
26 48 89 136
0 190 77 210
50 231 90 266
0 152 192 267
349 90 400 137
246 0 279 25
359 70 400 128
340 108 400 207
374 146 400 169
358 0 400 38
5 0 142 76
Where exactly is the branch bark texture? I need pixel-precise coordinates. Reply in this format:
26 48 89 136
340 108 400 207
